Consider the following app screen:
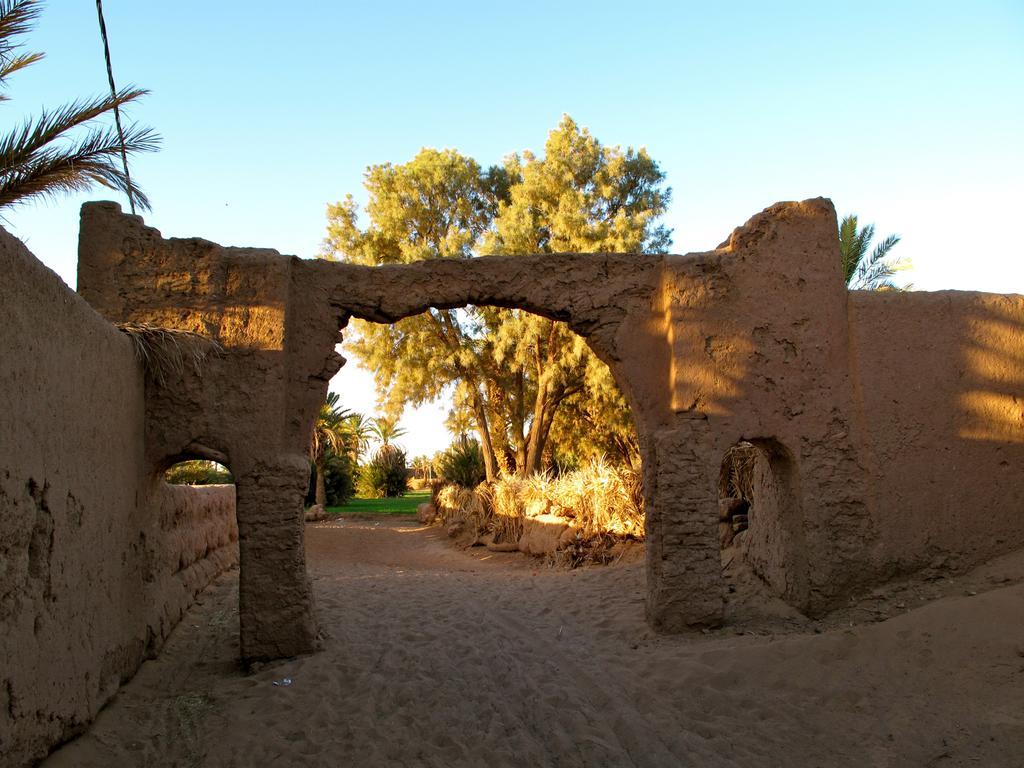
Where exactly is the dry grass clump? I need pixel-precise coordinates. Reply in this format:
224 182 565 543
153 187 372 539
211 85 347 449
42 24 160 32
433 459 644 558
117 323 222 386
554 532 635 568
575 460 643 538
490 479 526 543
720 441 758 500
505 458 644 539
436 483 491 537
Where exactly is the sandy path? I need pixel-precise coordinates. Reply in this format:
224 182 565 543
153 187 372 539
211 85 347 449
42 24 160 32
45 518 1024 767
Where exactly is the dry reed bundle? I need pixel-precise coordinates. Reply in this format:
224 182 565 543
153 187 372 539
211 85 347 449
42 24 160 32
489 459 645 542
519 474 555 517
720 442 758 500
490 478 526 543
623 467 645 526
436 483 492 536
548 459 644 539
117 323 222 386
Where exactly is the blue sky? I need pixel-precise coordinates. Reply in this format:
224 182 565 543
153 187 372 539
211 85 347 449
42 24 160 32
6 1 1023 457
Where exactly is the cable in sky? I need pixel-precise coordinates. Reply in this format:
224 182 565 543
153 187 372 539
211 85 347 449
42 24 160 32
94 0 136 215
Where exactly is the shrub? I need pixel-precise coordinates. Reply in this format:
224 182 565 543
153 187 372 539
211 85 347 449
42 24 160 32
306 452 357 507
438 437 486 488
357 444 409 498
549 459 644 539
488 479 524 543
165 460 233 485
490 459 644 540
430 460 644 554
436 483 490 531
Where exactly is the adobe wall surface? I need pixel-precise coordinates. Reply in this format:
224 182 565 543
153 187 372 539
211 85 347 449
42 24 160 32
647 200 869 616
77 204 322 662
73 198 1024 662
848 290 1024 575
0 229 238 767
149 484 239 639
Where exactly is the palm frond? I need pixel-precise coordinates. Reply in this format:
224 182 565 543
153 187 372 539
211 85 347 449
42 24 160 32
853 222 874 262
311 424 346 460
0 49 40 84
852 260 897 291
0 87 148 170
840 212 906 290
0 0 43 98
838 214 861 284
0 0 42 46
838 214 858 249
851 232 905 290
0 1 159 210
371 416 407 445
0 120 159 210
868 233 901 264
311 393 358 462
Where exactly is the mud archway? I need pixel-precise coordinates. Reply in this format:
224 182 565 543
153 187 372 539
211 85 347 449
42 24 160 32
77 196 866 662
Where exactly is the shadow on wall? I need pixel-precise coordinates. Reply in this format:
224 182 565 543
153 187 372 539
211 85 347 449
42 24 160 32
847 289 1024 579
664 259 753 417
77 204 291 353
959 300 1024 445
672 329 753 416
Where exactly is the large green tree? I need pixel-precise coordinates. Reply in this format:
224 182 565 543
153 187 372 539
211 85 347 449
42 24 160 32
323 147 508 478
480 116 670 474
322 117 670 477
0 0 158 210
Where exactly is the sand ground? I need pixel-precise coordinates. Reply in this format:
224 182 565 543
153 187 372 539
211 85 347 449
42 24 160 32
44 518 1024 768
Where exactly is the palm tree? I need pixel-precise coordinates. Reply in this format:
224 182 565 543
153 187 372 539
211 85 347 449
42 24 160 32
0 0 158 211
839 214 906 290
310 392 351 507
444 405 473 442
411 454 433 481
343 412 373 463
371 416 406 448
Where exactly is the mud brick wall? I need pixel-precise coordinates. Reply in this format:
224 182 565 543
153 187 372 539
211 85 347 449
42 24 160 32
0 229 238 767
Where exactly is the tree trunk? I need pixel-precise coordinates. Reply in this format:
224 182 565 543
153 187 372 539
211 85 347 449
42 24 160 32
315 459 327 507
523 380 577 476
471 387 499 482
523 381 553 476
514 440 527 477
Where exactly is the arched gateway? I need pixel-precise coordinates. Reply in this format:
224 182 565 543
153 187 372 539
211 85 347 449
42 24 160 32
71 198 916 662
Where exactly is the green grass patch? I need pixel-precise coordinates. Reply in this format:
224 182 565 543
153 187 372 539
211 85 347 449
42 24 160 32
327 490 429 516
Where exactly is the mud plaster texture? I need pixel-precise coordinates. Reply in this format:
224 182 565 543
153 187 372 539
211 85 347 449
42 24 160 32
73 198 1024 662
0 229 238 767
